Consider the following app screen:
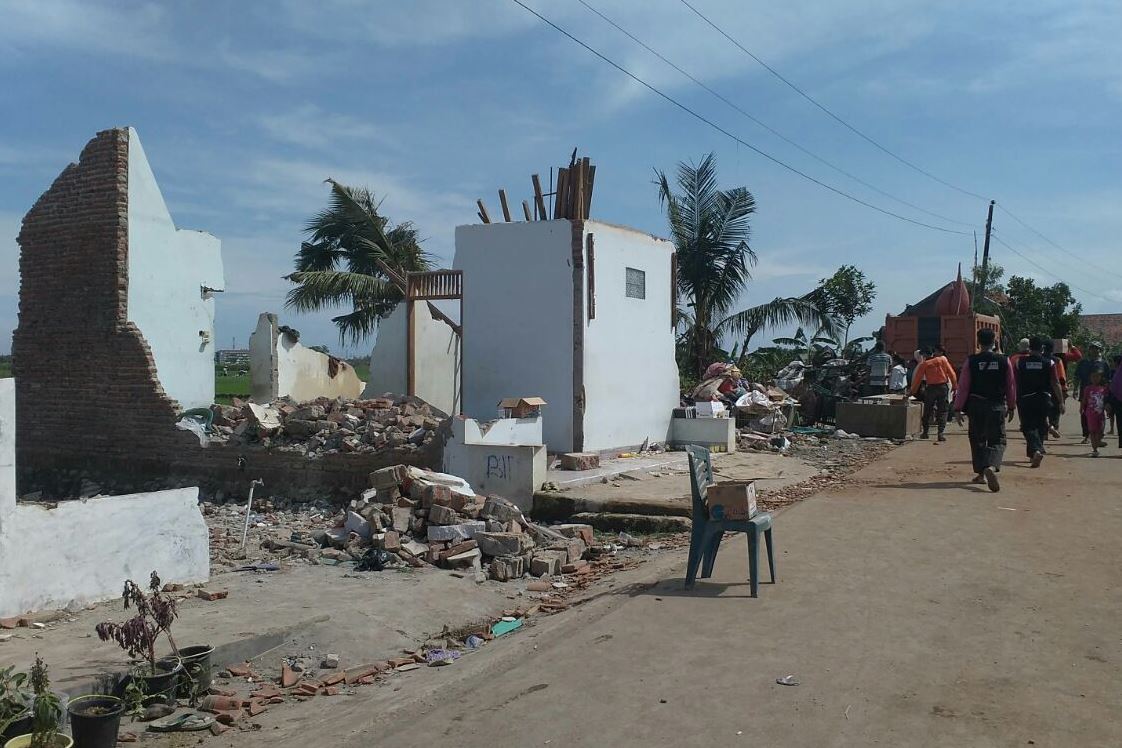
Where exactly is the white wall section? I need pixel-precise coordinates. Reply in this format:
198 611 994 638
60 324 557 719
366 302 461 415
580 221 678 451
126 128 224 410
454 221 575 451
249 313 364 403
0 380 209 618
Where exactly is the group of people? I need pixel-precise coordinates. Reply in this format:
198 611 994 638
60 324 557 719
865 341 958 440
931 332 1118 492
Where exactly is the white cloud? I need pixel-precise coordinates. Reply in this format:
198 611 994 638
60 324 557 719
257 105 389 150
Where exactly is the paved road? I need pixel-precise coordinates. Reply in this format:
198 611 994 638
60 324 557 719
253 419 1122 747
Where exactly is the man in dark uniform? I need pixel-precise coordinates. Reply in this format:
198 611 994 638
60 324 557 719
1015 336 1064 468
953 328 1016 492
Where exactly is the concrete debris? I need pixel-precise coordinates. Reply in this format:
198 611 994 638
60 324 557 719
205 466 590 583
206 394 448 458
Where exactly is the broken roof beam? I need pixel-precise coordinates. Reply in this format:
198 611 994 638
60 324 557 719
476 199 492 224
498 189 512 222
531 174 547 220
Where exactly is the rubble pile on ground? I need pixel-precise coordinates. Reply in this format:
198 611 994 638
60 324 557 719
205 395 447 457
208 466 593 582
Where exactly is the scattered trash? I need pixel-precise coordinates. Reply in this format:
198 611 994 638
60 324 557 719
355 548 392 572
234 562 279 572
491 619 524 637
618 531 643 548
465 635 484 649
425 649 462 666
776 675 800 686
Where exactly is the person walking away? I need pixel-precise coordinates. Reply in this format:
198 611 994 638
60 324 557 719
866 342 893 395
889 356 908 395
953 328 1016 492
1041 340 1067 439
1110 358 1122 446
911 344 958 441
1074 342 1110 443
1108 354 1121 437
1080 369 1110 456
1009 338 1030 371
1015 336 1065 467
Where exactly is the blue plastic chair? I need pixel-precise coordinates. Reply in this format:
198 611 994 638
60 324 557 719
684 445 776 597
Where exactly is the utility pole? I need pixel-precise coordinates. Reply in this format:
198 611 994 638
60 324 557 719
976 200 995 310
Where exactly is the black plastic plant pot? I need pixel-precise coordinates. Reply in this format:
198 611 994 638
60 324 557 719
67 694 124 748
134 658 182 706
0 712 32 742
176 645 214 699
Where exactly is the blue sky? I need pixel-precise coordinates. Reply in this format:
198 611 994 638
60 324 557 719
2 0 1120 356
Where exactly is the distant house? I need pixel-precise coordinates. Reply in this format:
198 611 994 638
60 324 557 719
216 349 250 367
1079 313 1122 345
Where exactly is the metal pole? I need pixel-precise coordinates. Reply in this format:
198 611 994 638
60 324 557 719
239 478 265 552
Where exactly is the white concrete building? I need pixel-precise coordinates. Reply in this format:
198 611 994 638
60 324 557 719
126 129 224 409
0 379 210 618
453 219 679 454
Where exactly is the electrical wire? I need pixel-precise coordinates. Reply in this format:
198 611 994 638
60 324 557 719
989 231 1116 303
996 203 1122 282
575 0 977 229
677 0 988 202
509 0 972 236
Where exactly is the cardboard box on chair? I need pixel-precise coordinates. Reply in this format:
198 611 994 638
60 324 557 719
705 481 758 521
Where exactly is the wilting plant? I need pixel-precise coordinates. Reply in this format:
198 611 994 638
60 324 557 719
95 572 180 675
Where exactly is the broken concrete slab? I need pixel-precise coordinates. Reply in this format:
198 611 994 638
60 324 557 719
426 521 486 543
474 532 533 557
570 511 692 534
559 452 600 471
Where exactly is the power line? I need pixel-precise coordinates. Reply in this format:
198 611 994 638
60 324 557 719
996 203 1122 282
575 0 977 230
677 0 988 202
989 231 1115 303
509 0 971 236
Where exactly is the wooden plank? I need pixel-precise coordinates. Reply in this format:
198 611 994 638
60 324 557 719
573 159 587 221
531 174 547 220
587 233 595 320
584 163 596 218
476 199 491 224
498 189 512 222
521 199 532 221
554 168 569 219
670 252 678 328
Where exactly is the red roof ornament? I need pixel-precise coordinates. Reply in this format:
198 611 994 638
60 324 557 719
935 263 972 316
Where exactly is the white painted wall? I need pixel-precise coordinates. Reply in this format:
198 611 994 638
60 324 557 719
454 221 575 451
249 313 364 403
581 221 679 450
126 128 224 410
0 379 209 618
0 380 14 528
365 302 461 415
442 416 547 510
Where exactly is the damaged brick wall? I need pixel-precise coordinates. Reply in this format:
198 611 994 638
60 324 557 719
13 129 442 500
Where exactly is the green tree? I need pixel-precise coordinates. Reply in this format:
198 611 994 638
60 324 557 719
819 265 876 345
1000 276 1082 342
970 261 1006 314
286 180 432 344
656 154 836 377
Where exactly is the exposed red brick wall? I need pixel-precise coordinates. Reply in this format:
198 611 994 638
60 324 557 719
13 129 441 500
1080 314 1122 346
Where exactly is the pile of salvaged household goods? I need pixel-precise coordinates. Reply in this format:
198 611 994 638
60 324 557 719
249 465 592 582
203 395 448 457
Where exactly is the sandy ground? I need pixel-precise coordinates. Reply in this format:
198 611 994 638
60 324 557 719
219 415 1122 747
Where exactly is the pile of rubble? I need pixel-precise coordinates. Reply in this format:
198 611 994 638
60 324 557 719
201 395 448 457
213 465 592 582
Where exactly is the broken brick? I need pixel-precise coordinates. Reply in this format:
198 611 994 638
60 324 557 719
344 663 385 684
561 560 589 573
280 662 300 688
225 662 253 678
246 701 267 717
197 588 229 601
559 452 600 471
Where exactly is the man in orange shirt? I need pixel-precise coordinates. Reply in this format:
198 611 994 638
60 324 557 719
911 343 958 441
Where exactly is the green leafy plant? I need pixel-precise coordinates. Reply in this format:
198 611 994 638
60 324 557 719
0 665 33 736
121 677 147 719
29 656 61 748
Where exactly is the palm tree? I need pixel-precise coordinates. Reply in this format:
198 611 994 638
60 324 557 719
657 154 836 377
285 179 433 344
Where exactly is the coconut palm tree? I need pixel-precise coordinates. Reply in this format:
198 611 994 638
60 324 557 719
285 179 433 343
657 154 837 377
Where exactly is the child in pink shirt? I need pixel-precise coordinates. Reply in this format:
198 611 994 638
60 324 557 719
1081 369 1110 456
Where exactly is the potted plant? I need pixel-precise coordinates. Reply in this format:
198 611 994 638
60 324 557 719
95 572 183 706
66 691 124 748
2 656 71 748
0 666 33 742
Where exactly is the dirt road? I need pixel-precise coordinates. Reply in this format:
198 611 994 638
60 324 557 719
229 419 1121 747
